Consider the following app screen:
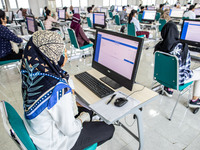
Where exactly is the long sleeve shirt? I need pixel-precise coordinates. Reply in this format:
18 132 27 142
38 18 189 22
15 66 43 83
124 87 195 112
77 27 90 47
131 17 141 32
0 25 23 58
24 79 82 150
183 10 196 19
44 16 58 30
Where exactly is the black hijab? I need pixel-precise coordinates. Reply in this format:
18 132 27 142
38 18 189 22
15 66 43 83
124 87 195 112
154 21 188 65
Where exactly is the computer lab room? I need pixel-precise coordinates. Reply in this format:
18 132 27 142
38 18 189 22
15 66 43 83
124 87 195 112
1 0 200 150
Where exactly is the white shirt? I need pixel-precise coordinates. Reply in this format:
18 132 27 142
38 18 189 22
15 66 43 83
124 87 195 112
183 10 196 19
24 80 81 150
131 17 141 32
17 10 23 18
87 13 93 24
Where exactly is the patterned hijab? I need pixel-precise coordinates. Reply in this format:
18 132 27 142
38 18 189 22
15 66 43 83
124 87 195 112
21 30 72 120
70 14 81 36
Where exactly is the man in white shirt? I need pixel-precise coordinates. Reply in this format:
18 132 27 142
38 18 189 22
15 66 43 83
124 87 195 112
183 5 196 19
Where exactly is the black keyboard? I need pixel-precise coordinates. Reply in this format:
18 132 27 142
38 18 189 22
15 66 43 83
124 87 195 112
189 47 200 52
75 72 114 98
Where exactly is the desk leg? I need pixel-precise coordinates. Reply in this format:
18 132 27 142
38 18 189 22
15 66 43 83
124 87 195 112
135 108 144 150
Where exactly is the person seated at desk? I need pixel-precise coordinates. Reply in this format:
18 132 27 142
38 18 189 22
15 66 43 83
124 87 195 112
43 6 48 17
183 5 196 19
16 8 23 18
119 6 128 24
157 4 164 15
68 6 74 16
63 7 73 21
70 14 95 47
44 9 58 30
161 9 171 22
0 10 23 61
21 30 115 150
154 21 200 107
87 7 93 25
139 6 145 14
128 9 150 38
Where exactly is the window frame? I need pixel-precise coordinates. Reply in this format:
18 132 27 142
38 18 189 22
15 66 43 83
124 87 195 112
16 0 30 9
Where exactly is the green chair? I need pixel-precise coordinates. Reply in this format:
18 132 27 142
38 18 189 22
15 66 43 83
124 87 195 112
154 51 193 121
38 19 45 30
138 13 143 23
115 15 121 25
87 17 92 28
108 11 114 19
127 23 145 38
156 12 161 21
0 100 37 150
159 19 167 32
67 28 93 60
182 17 189 20
83 143 98 150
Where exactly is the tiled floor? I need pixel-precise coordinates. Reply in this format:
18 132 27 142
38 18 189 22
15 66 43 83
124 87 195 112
1 35 200 150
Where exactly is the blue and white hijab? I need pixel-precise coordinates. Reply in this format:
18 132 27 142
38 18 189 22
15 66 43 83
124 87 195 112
21 30 72 120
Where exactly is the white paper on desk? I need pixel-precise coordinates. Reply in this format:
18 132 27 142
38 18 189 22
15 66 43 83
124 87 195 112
89 91 141 123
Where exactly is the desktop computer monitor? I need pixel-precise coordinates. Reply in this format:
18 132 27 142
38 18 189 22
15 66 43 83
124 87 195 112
142 10 156 22
6 11 13 23
100 8 108 16
58 9 66 20
92 29 144 90
26 16 38 34
93 12 106 28
194 8 200 17
74 7 79 14
180 19 200 47
117 6 123 12
169 9 184 18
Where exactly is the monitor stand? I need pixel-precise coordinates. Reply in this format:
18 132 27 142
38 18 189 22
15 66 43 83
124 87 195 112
100 76 122 90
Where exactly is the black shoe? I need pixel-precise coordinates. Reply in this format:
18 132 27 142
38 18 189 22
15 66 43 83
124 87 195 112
189 99 200 108
163 87 173 97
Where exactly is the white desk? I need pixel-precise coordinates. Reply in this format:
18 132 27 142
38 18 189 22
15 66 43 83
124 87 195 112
140 22 160 40
71 69 158 150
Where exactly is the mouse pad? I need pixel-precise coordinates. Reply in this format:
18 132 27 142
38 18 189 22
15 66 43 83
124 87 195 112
89 91 141 124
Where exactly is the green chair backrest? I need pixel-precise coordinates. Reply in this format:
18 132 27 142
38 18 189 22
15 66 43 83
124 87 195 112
39 20 45 30
156 12 161 21
138 13 143 23
182 17 189 20
1 101 37 150
67 28 79 49
115 15 120 25
87 17 92 28
154 51 178 90
84 143 98 150
159 19 167 32
109 11 113 19
127 23 136 37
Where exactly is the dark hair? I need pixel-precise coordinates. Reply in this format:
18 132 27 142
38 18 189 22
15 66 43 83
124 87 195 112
17 8 23 13
127 5 130 7
0 9 5 24
128 9 137 24
45 9 51 20
63 7 67 11
160 4 164 9
92 5 95 8
122 6 126 10
189 5 195 11
44 6 47 10
87 7 92 13
141 6 144 10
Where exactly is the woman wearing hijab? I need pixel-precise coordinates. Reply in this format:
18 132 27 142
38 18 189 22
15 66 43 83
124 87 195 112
22 30 114 150
70 14 95 47
154 21 200 108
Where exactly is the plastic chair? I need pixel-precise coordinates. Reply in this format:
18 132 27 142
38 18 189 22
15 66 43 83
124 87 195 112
0 59 21 73
182 17 189 20
0 100 37 150
154 51 193 121
109 11 114 19
156 12 161 21
115 15 121 25
38 19 45 30
84 143 98 150
138 13 143 23
127 23 145 38
159 19 167 32
67 28 93 60
87 17 92 28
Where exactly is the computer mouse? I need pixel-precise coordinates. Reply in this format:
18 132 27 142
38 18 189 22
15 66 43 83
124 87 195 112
114 97 128 107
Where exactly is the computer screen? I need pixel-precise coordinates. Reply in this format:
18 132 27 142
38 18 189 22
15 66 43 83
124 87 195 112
117 6 122 12
93 12 105 28
194 8 200 17
74 7 79 14
40 8 43 17
180 19 200 47
92 29 144 90
9 11 13 23
58 9 66 20
26 16 38 34
169 9 184 18
142 10 156 21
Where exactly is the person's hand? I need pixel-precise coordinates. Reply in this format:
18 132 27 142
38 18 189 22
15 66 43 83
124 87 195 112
89 41 93 44
77 112 90 123
61 48 68 67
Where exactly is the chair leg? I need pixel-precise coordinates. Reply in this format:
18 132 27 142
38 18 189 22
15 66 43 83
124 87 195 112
169 93 181 121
